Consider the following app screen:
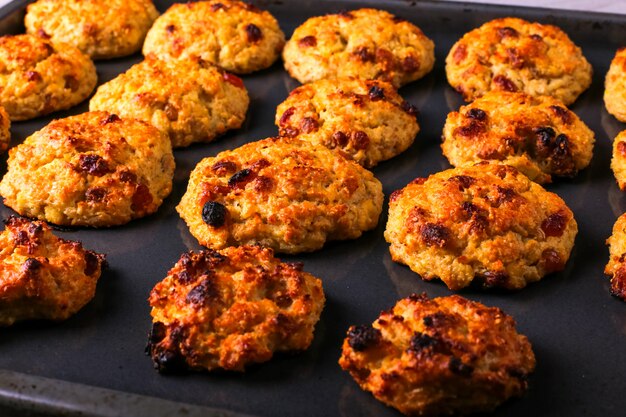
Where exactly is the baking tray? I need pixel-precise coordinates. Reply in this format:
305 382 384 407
0 0 625 416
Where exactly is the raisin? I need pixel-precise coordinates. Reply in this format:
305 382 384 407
222 72 244 88
493 74 518 92
330 131 349 148
401 101 419 117
84 251 103 275
165 24 176 33
78 154 110 176
466 108 486 121
403 55 420 72
101 113 120 125
85 187 107 202
131 184 153 213
201 201 227 227
541 212 568 237
245 23 263 43
408 332 441 353
211 160 237 175
550 105 572 124
298 36 317 47
541 249 563 273
186 278 218 306
449 175 475 190
164 103 178 121
23 258 42 272
352 131 370 150
420 223 449 247
347 325 381 351
300 117 319 133
353 46 374 62
26 71 42 82
119 170 137 183
278 107 295 127
228 169 253 188
368 85 385 101
498 26 519 38
452 44 467 64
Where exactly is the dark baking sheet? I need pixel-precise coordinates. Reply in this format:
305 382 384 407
0 0 625 416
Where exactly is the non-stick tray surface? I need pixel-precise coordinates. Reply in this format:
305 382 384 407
1 1 625 416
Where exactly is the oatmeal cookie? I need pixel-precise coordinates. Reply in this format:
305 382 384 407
146 246 325 372
605 212 626 301
611 130 626 191
90 57 249 148
445 17 592 105
605 47 626 122
0 34 96 121
384 162 577 290
275 77 419 168
442 91 594 183
177 136 383 254
0 216 106 326
25 0 159 59
282 8 435 88
339 293 535 416
0 111 175 227
142 0 285 74
0 105 10 154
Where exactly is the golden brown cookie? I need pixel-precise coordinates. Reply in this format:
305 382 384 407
25 0 159 59
384 162 577 290
90 57 249 148
611 130 626 190
177 136 383 254
282 8 435 88
0 34 97 121
142 0 285 74
275 77 419 168
605 212 626 301
339 293 535 416
0 111 175 227
442 91 594 184
146 245 325 372
445 17 592 105
0 216 106 326
605 47 626 122
0 105 10 154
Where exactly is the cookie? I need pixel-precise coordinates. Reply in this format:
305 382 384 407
25 0 159 59
442 91 595 184
0 105 10 154
142 0 285 74
611 130 626 190
90 57 249 148
605 47 626 122
0 111 175 227
339 293 535 416
282 8 435 88
445 17 592 105
0 34 97 121
605 212 626 300
146 246 325 372
0 216 106 326
384 162 577 290
177 136 383 254
275 77 419 168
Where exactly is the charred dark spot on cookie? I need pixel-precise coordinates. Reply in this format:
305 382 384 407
401 101 419 118
408 332 443 353
152 348 187 373
15 230 29 246
492 186 518 207
541 211 568 237
352 131 370 150
175 270 194 285
540 248 564 273
330 131 349 148
164 103 179 121
23 258 42 273
495 164 518 179
478 270 509 288
186 277 219 306
452 44 467 64
368 85 385 101
147 322 167 347
248 158 270 172
278 107 296 127
347 325 381 351
449 175 475 190
26 71 42 82
610 267 626 300
300 117 319 134
245 24 263 43
298 35 317 47
461 201 488 232
449 357 474 376
78 154 111 176
119 170 137 183
165 24 176 33
228 169 254 188
493 74 518 92
466 108 487 121
85 187 107 202
420 223 449 247
530 33 543 41
101 113 120 125
455 120 485 138
403 55 420 73
408 292 429 302
201 201 227 227
36 28 51 39
84 251 104 275
353 46 374 62
550 105 573 124
498 26 519 38
422 311 455 328
211 160 237 175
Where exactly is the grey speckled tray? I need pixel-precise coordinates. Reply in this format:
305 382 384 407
1 1 625 416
